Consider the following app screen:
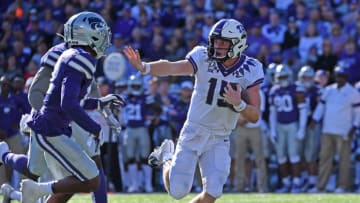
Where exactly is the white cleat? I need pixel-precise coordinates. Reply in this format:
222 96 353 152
0 142 9 165
20 179 45 203
1 183 15 203
148 139 174 168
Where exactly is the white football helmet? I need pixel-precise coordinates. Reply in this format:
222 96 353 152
64 11 111 58
208 19 248 61
127 74 143 96
298 65 315 88
266 63 278 85
275 64 292 88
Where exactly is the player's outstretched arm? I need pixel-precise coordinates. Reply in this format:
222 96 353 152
123 46 193 76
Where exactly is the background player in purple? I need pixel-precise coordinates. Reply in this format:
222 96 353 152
122 74 153 193
269 64 307 193
296 65 322 192
0 16 117 203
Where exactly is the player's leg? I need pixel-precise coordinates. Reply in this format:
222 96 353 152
0 141 38 181
138 127 153 192
288 122 302 193
0 134 26 185
275 124 291 192
21 133 100 203
71 122 107 202
124 128 140 192
194 136 231 203
304 124 320 191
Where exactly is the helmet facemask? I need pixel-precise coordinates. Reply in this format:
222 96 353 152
207 19 248 62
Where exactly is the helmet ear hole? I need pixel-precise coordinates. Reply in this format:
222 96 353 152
92 37 99 41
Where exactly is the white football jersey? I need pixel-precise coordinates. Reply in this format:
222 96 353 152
185 46 264 135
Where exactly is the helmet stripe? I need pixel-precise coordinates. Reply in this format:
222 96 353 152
213 19 227 35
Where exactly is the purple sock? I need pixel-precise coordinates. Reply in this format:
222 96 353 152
92 167 107 203
3 152 28 174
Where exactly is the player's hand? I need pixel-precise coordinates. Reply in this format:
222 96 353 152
123 46 145 73
269 131 277 144
98 94 125 110
296 129 305 140
102 106 122 131
224 83 242 106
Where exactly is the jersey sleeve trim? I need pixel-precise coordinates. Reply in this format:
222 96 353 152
68 61 92 79
187 56 198 75
247 78 264 89
75 55 95 73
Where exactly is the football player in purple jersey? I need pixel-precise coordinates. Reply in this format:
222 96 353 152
269 64 307 193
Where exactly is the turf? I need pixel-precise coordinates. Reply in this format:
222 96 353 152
49 193 360 203
2 193 360 203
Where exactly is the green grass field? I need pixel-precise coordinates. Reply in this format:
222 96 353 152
5 193 359 203
68 193 360 203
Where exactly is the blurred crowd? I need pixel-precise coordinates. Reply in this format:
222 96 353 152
1 0 360 194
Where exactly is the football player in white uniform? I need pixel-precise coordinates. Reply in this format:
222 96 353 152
124 19 264 203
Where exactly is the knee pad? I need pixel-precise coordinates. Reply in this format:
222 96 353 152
203 172 228 198
278 157 287 164
289 155 300 163
169 184 190 200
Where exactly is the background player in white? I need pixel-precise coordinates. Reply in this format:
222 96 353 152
124 19 264 203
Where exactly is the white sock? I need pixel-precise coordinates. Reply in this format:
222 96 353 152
309 175 317 185
38 181 54 195
143 164 153 190
9 190 22 201
282 176 291 186
292 177 301 185
128 164 138 189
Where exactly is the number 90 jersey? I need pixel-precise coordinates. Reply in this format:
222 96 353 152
185 46 264 135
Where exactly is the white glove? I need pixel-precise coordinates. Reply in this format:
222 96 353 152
19 114 31 136
101 106 122 132
98 94 125 110
269 131 277 144
296 129 305 140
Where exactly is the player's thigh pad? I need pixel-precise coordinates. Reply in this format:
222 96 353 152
304 124 321 162
34 133 98 181
199 136 231 198
275 124 288 162
28 131 47 176
287 122 301 162
136 127 150 159
124 127 140 160
169 138 199 199
71 122 99 157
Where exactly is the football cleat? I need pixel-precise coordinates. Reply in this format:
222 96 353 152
148 139 174 168
1 183 15 203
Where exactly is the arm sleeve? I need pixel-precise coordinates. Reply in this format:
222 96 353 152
352 91 360 128
28 66 53 110
312 88 328 122
61 69 101 134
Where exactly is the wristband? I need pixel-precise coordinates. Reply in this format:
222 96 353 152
142 62 151 75
233 100 247 112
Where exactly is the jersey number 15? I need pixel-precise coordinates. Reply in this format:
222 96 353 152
206 77 236 107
